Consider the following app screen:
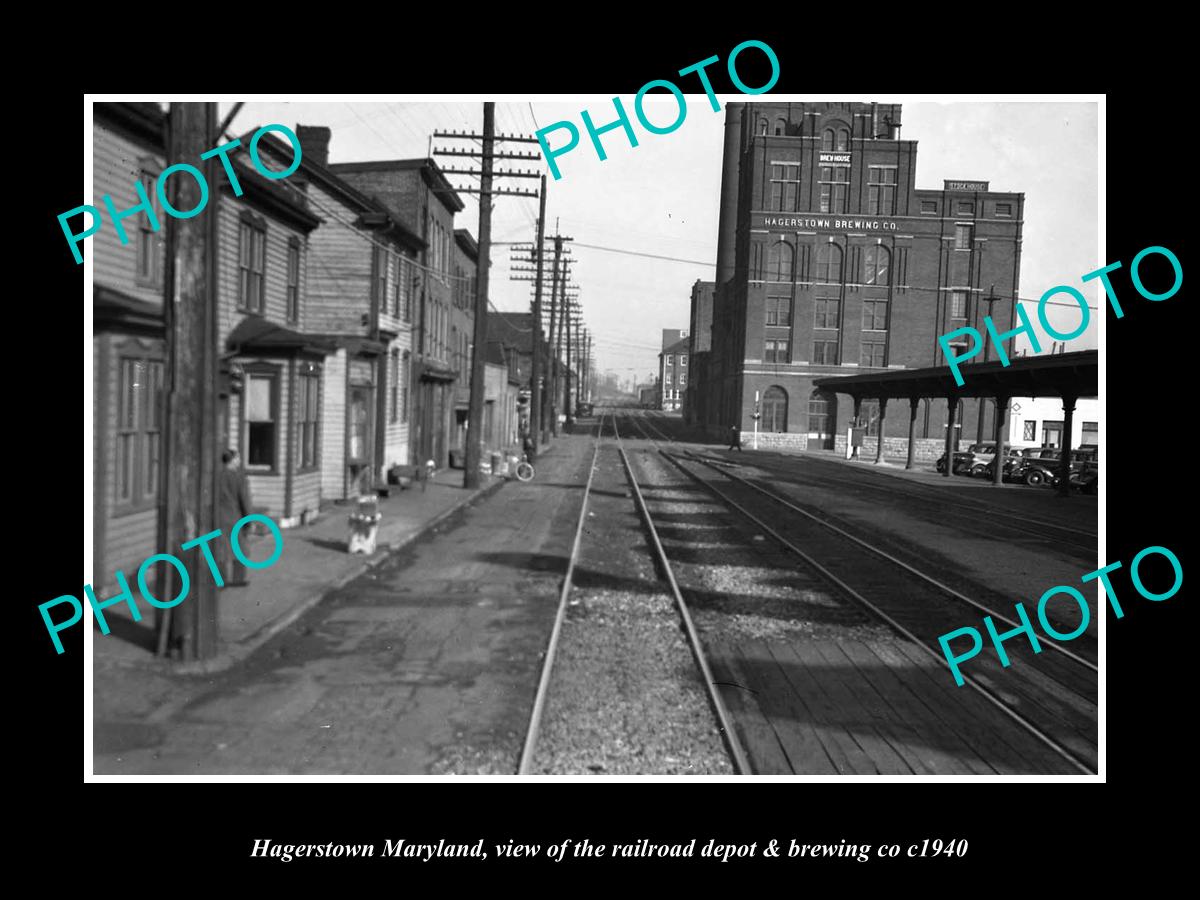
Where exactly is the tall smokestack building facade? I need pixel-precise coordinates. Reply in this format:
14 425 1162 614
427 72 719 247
698 102 1023 456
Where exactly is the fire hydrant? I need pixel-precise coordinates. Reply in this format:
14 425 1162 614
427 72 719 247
348 494 382 554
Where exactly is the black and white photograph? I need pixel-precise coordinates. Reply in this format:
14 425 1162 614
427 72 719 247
75 92 1116 781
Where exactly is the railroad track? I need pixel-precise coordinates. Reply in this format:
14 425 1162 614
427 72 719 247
693 444 1098 553
620 408 1097 775
517 414 749 775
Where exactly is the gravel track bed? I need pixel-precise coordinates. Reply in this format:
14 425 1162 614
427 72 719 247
628 448 895 644
529 443 733 775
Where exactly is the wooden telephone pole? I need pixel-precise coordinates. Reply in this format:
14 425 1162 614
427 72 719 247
529 175 546 445
432 117 541 487
510 234 573 443
161 102 220 660
462 103 495 489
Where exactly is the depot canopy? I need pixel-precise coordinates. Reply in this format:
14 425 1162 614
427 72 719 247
813 349 1098 401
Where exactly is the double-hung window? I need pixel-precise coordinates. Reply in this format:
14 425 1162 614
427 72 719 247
116 355 165 510
296 367 320 470
245 370 278 470
818 166 850 214
286 239 301 323
867 167 897 215
764 339 790 363
769 162 800 211
135 162 164 288
239 218 267 313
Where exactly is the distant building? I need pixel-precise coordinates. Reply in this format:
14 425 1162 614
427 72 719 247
683 280 714 424
657 329 689 411
1005 397 1101 451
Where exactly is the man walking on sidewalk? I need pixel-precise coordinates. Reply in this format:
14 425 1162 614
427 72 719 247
728 424 743 451
218 448 253 587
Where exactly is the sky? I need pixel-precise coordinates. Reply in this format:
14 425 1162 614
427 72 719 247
219 99 1100 386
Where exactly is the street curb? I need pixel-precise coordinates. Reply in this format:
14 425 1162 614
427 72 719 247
171 475 510 676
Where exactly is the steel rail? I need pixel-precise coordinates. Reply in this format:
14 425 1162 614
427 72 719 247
679 450 1098 674
516 416 604 775
658 449 1094 776
612 417 752 775
695 448 1098 542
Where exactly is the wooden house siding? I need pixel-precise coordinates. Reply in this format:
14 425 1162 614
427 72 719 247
91 124 165 307
321 349 348 501
304 180 373 335
217 201 309 347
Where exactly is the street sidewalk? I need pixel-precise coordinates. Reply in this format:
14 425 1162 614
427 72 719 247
92 445 555 676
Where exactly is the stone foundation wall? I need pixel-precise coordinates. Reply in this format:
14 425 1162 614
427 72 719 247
832 434 945 462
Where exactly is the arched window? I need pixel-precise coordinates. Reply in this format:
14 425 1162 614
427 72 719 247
762 386 788 433
775 118 787 136
816 243 843 284
767 240 794 282
821 128 835 150
808 389 836 442
759 118 769 135
864 245 890 286
836 128 850 151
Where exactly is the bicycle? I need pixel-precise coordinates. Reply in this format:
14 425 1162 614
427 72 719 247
514 452 535 482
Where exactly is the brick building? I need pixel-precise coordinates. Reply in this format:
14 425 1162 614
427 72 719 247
683 280 714 425
694 101 1023 455
657 329 688 411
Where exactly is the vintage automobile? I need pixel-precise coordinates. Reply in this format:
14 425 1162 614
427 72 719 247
981 451 1028 481
1012 448 1094 487
1054 459 1099 494
935 450 976 475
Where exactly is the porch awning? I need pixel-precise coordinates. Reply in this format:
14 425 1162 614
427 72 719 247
226 317 337 357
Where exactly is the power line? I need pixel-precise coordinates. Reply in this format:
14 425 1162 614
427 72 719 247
573 241 716 266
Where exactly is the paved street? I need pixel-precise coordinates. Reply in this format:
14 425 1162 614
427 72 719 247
94 433 596 775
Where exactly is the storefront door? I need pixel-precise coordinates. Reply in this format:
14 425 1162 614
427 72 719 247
348 384 374 494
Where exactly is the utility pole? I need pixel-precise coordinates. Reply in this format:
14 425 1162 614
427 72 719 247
555 240 567 433
529 175 546 445
462 103 495 489
161 102 219 660
547 234 562 436
564 295 574 427
509 227 575 439
432 121 541 487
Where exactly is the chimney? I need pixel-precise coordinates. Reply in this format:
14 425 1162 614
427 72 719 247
296 125 331 168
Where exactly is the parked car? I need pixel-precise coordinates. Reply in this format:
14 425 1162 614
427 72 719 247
982 451 1027 481
1013 448 1093 487
936 450 975 475
575 401 594 417
969 444 1040 477
1054 460 1099 494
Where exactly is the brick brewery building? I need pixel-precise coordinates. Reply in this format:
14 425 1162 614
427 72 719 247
692 101 1023 455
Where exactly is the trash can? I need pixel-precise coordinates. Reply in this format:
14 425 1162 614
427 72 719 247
490 451 503 475
347 495 382 554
